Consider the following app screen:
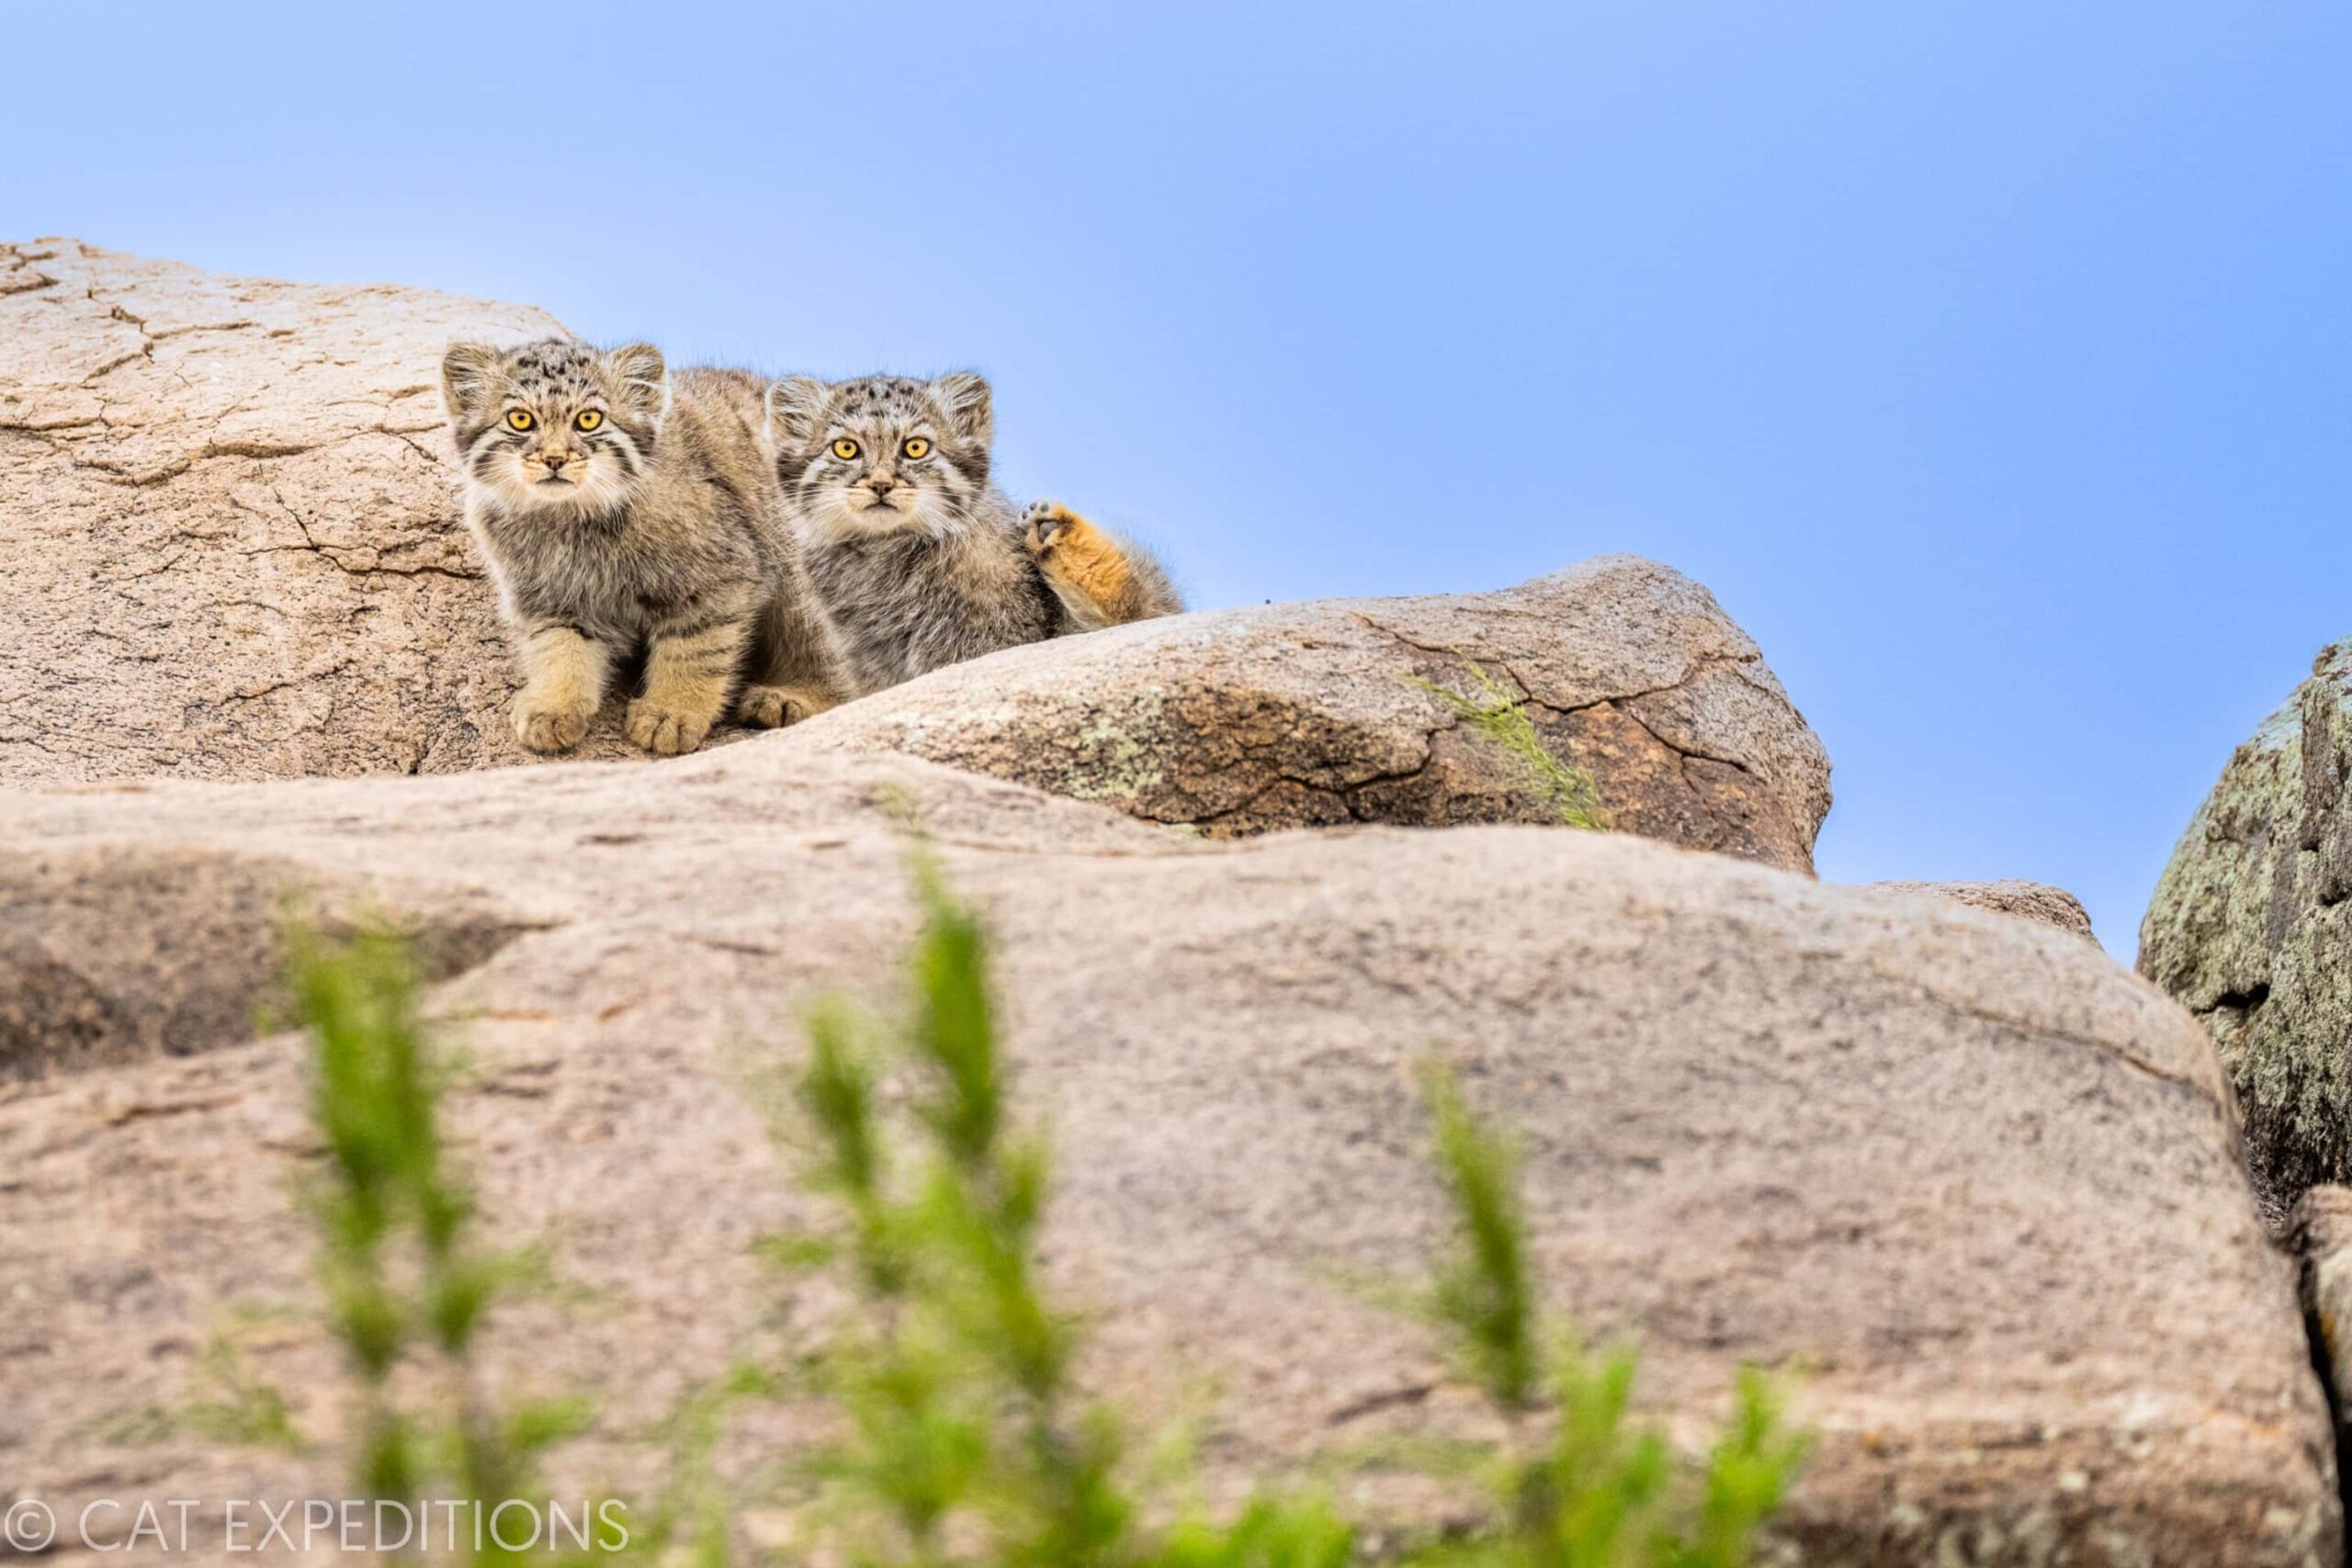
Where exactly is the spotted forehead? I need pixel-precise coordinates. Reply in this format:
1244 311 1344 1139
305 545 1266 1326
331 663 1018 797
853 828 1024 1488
502 340 602 395
830 376 933 422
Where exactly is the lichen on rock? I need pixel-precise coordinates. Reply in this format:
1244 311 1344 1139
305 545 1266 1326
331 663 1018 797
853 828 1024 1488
793 555 1837 874
2141 641 2352 1216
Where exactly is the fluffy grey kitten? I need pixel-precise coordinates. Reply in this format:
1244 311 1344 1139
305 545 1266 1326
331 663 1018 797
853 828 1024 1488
764 372 1180 695
441 338 842 755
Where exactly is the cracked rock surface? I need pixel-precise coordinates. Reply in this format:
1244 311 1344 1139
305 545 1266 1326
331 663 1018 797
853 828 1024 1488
0 744 2331 1566
792 554 1835 874
2142 640 2352 1220
0 237 634 781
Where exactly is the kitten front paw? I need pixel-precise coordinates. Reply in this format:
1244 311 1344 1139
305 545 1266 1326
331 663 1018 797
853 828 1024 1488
737 683 834 729
514 701 591 755
1023 498 1079 554
625 699 712 756
1023 499 1136 629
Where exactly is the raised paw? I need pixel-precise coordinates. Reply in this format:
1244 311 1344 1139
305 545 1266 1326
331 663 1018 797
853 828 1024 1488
737 682 835 729
1023 498 1080 554
514 702 591 755
625 699 712 756
1023 499 1139 631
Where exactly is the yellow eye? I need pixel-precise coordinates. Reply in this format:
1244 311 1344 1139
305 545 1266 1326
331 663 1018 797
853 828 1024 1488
575 409 603 432
831 437 861 460
506 410 535 432
902 437 930 459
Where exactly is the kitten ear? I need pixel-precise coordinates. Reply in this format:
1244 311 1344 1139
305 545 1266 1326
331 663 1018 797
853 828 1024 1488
604 342 672 423
441 342 502 421
931 371 993 446
765 376 829 449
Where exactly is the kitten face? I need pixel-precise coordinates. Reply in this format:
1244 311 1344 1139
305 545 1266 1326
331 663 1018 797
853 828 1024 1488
766 373 993 540
441 338 668 518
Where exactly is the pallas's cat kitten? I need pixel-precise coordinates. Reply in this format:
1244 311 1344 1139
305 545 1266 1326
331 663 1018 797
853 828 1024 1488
766 371 1180 695
441 338 840 755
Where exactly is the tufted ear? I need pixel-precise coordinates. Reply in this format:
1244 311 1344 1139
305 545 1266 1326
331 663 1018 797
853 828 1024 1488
440 342 503 421
604 342 671 424
764 376 830 449
930 371 993 446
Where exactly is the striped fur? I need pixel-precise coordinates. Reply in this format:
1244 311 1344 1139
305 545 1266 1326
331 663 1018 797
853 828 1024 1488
441 339 842 755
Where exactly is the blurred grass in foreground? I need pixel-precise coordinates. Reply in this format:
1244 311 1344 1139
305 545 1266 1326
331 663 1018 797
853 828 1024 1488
282 867 1801 1565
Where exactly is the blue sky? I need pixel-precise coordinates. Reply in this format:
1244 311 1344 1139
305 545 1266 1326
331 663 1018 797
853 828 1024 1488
10 3 2350 951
